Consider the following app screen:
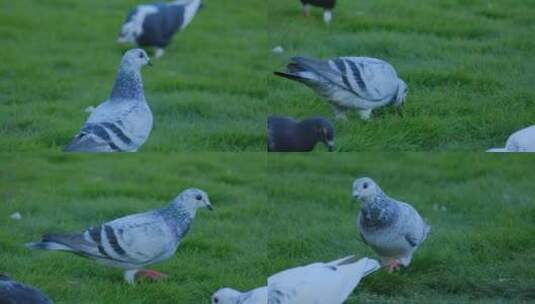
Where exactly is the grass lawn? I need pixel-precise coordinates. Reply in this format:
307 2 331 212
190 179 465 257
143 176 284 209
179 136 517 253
0 0 267 151
267 153 535 303
268 0 535 151
0 153 268 303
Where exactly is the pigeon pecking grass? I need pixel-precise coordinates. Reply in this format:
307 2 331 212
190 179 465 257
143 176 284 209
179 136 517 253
26 188 213 284
0 274 53 304
275 56 408 121
267 116 334 152
353 177 431 272
63 49 153 153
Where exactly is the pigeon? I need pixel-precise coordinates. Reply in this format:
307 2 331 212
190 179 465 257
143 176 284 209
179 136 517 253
118 0 203 58
267 256 380 304
268 116 334 152
301 0 336 24
63 49 153 153
211 287 267 304
352 177 430 272
487 125 535 152
26 188 213 284
0 274 53 304
274 56 408 120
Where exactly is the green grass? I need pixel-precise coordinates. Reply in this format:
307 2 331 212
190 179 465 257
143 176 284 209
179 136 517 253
0 153 268 303
268 0 535 151
0 0 267 151
267 153 535 303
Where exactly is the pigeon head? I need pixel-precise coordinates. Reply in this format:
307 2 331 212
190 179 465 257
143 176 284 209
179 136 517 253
121 49 151 70
0 274 10 281
393 79 408 107
211 288 241 304
352 177 382 202
301 117 335 151
172 188 213 213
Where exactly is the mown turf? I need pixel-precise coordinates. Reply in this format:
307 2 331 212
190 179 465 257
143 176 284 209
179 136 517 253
0 153 268 303
0 0 267 151
267 153 535 303
268 0 535 151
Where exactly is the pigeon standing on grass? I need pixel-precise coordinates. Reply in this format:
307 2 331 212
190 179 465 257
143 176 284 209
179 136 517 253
267 256 380 304
275 56 408 120
0 274 53 304
268 116 334 152
487 125 535 152
63 49 153 152
211 287 267 304
353 177 430 272
301 0 336 24
26 188 213 284
118 0 203 58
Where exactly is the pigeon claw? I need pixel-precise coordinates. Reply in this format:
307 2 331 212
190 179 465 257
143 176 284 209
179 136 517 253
385 259 402 273
137 269 169 282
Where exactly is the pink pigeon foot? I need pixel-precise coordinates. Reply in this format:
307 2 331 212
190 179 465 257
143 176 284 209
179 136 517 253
136 269 169 282
385 259 402 273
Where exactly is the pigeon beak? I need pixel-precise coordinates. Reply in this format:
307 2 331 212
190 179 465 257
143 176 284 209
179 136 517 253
147 60 153 67
206 202 214 211
326 141 334 152
352 191 361 200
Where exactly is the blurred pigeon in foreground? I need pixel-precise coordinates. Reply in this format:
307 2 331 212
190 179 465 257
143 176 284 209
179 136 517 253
268 256 379 304
118 0 203 58
275 56 408 120
0 274 53 304
64 49 153 153
301 0 336 24
26 188 213 284
211 287 267 304
487 125 535 152
353 177 430 272
268 116 334 152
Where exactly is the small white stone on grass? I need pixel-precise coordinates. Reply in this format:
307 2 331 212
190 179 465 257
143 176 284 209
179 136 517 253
272 46 284 54
10 212 22 220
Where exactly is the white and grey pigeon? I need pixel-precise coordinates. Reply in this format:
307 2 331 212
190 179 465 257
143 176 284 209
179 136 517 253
487 125 535 152
63 49 153 153
118 0 203 58
353 177 430 272
0 274 53 304
211 287 267 304
275 56 408 120
26 188 213 284
301 0 336 24
267 256 380 304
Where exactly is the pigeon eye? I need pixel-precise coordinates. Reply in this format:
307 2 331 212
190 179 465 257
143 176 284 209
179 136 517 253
195 194 202 200
213 297 219 303
139 52 144 58
363 183 368 189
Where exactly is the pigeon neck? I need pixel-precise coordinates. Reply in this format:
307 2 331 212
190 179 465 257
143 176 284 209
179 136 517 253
360 192 398 229
162 204 195 239
110 65 144 101
296 122 319 150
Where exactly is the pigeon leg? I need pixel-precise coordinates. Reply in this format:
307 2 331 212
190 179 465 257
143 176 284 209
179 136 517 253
137 269 169 281
124 269 140 285
155 48 165 59
385 259 402 273
323 10 333 24
358 109 372 120
332 105 348 120
303 4 310 16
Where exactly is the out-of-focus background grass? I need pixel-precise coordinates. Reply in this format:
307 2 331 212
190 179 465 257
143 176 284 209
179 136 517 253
267 153 535 303
0 153 268 303
0 0 267 151
268 0 535 151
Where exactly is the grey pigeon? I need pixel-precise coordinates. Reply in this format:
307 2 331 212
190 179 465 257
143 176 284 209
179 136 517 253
275 56 408 120
487 125 535 152
352 177 430 272
63 49 153 153
267 256 380 304
301 0 336 24
26 188 213 284
0 274 53 304
211 287 267 304
268 116 334 152
118 0 203 58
